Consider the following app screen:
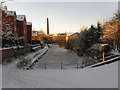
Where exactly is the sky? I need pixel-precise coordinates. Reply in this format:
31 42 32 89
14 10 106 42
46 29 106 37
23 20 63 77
4 1 118 34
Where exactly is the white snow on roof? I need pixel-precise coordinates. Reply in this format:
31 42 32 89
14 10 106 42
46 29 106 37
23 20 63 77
27 22 32 25
2 8 15 17
17 15 25 21
7 11 16 16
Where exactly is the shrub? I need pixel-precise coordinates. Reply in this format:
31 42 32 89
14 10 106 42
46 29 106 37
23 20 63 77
17 58 31 69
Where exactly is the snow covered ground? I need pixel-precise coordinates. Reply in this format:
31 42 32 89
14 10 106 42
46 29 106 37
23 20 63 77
111 48 120 55
2 45 118 88
2 61 118 88
34 44 81 69
0 65 2 89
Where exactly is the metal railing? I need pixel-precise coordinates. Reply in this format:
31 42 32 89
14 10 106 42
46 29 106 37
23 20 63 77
33 62 81 70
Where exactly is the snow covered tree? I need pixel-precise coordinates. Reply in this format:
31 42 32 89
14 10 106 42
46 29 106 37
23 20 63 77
101 10 120 52
76 23 102 56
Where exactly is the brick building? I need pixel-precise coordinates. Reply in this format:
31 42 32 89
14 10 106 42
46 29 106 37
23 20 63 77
27 22 32 43
0 8 2 39
17 15 27 40
32 31 39 40
2 7 17 39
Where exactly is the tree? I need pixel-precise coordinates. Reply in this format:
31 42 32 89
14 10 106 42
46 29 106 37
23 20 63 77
38 29 46 43
76 23 102 56
101 10 120 51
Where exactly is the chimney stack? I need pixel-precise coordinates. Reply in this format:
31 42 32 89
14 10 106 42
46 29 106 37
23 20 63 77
47 18 49 35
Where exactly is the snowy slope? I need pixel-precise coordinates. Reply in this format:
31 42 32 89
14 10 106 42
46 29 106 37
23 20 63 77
2 61 118 88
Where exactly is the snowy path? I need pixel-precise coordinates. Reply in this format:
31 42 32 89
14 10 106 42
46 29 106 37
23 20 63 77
34 45 81 69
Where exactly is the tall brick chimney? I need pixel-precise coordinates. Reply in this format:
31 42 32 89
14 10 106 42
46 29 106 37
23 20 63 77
47 18 49 35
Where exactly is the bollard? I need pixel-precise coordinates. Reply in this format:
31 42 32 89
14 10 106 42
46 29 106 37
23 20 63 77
103 52 105 62
45 63 47 70
61 63 63 70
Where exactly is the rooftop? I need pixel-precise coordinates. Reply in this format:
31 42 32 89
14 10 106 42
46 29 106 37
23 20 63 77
27 22 32 25
17 15 26 21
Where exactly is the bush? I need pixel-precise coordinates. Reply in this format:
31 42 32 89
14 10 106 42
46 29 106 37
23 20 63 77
102 45 111 53
32 40 40 45
2 58 13 65
17 58 31 69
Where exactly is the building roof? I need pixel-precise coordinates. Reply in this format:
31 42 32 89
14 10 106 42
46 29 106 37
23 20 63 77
17 15 26 21
70 32 79 36
2 7 16 17
7 11 16 16
27 22 32 25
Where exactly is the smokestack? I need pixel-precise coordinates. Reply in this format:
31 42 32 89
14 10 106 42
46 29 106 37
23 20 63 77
47 18 49 35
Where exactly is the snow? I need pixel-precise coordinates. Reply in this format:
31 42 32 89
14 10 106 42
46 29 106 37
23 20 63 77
2 8 15 17
25 46 48 69
2 61 118 88
34 44 81 69
0 46 23 50
2 45 118 88
32 46 41 50
7 11 15 17
0 65 2 89
27 22 32 25
111 48 120 55
17 15 25 21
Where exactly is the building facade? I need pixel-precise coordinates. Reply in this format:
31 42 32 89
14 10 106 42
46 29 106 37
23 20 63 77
2 7 17 39
27 22 32 43
17 15 27 40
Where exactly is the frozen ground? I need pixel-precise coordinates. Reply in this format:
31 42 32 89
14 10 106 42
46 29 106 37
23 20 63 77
34 44 81 69
2 45 118 88
0 65 2 89
2 61 118 88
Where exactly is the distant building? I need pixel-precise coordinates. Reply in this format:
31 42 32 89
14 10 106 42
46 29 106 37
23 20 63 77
56 33 67 43
32 31 39 40
17 15 27 40
48 33 67 43
27 22 32 43
32 30 46 43
70 32 79 40
2 7 17 39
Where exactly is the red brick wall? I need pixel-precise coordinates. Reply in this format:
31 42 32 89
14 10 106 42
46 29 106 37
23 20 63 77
1 45 31 62
2 9 17 39
17 18 27 40
17 20 24 37
27 24 32 42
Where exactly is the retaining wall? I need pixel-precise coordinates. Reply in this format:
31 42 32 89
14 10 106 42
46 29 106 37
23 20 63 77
0 45 31 63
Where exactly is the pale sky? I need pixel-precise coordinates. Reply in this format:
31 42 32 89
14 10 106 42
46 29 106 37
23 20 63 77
4 1 118 34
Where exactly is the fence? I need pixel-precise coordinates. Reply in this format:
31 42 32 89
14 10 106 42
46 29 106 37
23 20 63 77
33 62 82 70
